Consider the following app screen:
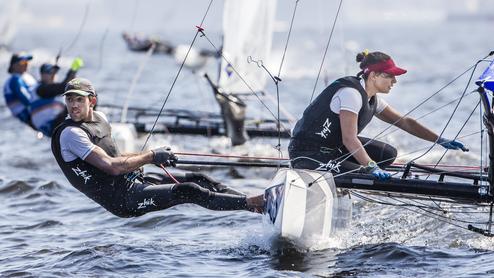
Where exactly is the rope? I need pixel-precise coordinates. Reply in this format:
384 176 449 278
200 34 285 130
96 27 109 72
58 1 90 60
141 0 215 151
276 0 300 78
376 90 478 141
309 0 344 104
425 100 480 180
161 165 179 184
409 61 480 163
246 56 284 160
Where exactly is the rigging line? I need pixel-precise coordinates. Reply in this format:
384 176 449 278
121 44 156 123
333 130 487 179
96 27 109 72
59 1 90 58
376 90 478 141
292 134 483 181
309 0 344 104
425 100 481 180
141 0 215 151
200 35 287 130
352 192 489 229
247 56 284 159
353 190 492 209
304 60 485 185
128 0 139 32
390 196 490 225
480 98 485 184
390 196 490 214
276 0 300 78
271 0 301 160
351 192 490 214
410 62 480 164
175 151 288 161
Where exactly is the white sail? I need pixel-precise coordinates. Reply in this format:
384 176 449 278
219 0 277 94
0 0 21 47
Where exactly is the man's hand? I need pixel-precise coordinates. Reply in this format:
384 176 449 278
437 137 469 152
71 57 84 71
151 146 178 167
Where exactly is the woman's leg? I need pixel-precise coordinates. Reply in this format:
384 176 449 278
289 147 362 175
358 137 397 168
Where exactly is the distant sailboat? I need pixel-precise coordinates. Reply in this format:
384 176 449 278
0 0 21 48
111 0 292 148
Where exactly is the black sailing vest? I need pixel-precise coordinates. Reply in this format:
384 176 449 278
291 76 377 149
51 112 139 215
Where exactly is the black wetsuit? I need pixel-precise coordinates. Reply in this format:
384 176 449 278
51 112 247 218
289 76 397 174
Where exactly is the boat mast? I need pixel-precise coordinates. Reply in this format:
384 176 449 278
478 85 494 193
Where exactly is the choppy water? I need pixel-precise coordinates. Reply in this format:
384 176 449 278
2 0 494 277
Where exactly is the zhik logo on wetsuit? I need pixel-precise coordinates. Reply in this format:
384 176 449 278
316 160 342 173
71 167 92 184
138 198 157 209
315 118 332 139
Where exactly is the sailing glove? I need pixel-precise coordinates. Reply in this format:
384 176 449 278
151 146 178 167
437 137 469 152
366 161 391 180
370 166 391 180
71 57 84 71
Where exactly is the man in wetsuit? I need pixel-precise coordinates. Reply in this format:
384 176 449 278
3 52 37 128
31 58 83 137
51 77 264 218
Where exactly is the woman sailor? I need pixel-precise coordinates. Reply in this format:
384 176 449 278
288 50 468 179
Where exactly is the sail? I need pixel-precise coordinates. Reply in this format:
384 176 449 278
477 59 494 92
0 1 21 47
219 0 277 94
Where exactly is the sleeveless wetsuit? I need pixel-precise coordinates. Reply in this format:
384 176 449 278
51 112 247 217
289 76 397 174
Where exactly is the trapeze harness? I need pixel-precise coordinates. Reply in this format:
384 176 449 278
289 76 397 173
51 112 247 218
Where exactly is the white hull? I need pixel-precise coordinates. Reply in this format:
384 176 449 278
264 169 351 243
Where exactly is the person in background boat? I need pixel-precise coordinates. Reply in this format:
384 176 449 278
122 31 174 54
289 50 468 180
31 58 84 137
3 52 37 128
51 77 264 218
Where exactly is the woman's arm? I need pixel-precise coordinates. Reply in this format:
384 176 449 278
376 105 438 142
340 110 373 165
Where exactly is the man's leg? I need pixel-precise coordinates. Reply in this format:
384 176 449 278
144 172 245 195
125 182 258 216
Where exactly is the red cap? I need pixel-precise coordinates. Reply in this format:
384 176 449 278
364 58 407 76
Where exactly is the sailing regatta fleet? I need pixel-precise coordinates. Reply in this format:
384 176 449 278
3 0 494 245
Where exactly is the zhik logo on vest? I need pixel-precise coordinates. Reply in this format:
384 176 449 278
315 118 332 139
71 167 92 184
